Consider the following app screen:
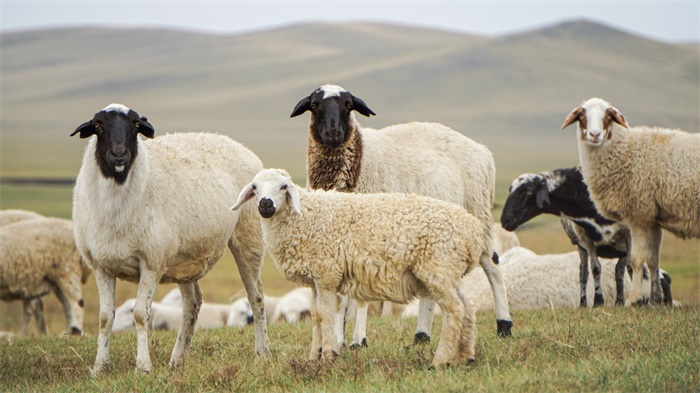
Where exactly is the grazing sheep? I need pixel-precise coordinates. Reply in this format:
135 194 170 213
0 217 91 336
562 97 700 305
231 169 487 367
71 104 269 374
500 167 632 307
291 84 512 347
112 298 230 332
402 247 676 316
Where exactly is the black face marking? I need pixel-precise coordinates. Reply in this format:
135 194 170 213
501 177 548 231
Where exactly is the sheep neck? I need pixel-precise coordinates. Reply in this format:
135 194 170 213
307 129 363 193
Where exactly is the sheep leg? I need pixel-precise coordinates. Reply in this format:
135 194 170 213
588 250 605 307
52 275 85 335
479 252 513 336
576 246 590 307
32 298 48 335
413 297 435 344
614 256 629 306
627 226 663 306
169 282 202 368
316 286 340 361
350 300 368 349
20 298 36 336
309 286 322 360
93 266 116 375
333 295 348 349
455 288 476 365
229 241 271 358
133 267 160 373
429 283 464 367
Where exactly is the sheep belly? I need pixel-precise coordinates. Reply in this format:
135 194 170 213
339 268 428 304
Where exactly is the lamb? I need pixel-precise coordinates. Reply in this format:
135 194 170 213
562 97 700 305
227 287 312 327
71 104 270 374
231 168 488 367
500 167 632 307
0 217 91 336
402 247 675 315
291 84 512 347
112 298 230 332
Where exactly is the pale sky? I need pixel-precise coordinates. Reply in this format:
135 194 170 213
1 1 698 42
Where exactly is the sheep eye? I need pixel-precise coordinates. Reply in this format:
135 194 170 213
93 123 100 129
281 184 288 190
525 190 534 196
345 102 352 109
310 103 318 110
134 121 140 128
251 185 256 190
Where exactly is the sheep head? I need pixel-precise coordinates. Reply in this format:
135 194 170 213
500 173 550 231
71 104 154 184
562 97 628 146
231 169 302 218
290 84 376 148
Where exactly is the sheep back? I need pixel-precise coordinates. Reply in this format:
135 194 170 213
73 132 263 284
0 210 44 227
580 126 700 239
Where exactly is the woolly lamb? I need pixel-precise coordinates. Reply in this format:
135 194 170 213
227 287 312 327
291 84 512 347
402 247 675 316
112 298 230 332
71 104 269 374
562 97 700 305
501 167 632 307
0 217 91 336
231 169 488 367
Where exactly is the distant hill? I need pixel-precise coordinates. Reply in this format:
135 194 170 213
1 20 697 184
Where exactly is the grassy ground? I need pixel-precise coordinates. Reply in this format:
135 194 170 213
0 306 698 392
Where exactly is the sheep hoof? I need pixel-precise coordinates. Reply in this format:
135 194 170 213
593 294 605 307
579 296 587 308
630 297 649 307
321 350 338 362
465 358 476 366
497 320 513 337
615 297 625 306
69 327 82 336
413 332 431 344
349 338 368 349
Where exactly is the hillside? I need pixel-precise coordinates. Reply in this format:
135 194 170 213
1 20 698 184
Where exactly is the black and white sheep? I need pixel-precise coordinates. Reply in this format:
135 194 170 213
231 168 488 367
71 104 269 374
500 167 633 306
291 84 512 347
0 216 91 336
562 97 699 305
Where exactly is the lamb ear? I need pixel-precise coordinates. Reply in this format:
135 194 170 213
231 183 256 211
535 184 550 208
561 107 582 129
351 95 376 117
287 184 302 215
606 107 628 129
70 120 95 138
137 116 155 138
290 96 311 118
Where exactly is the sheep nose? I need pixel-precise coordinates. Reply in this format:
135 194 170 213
247 315 254 325
589 129 601 138
112 149 127 158
260 198 274 209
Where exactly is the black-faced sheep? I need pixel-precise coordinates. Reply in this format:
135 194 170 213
291 84 512 347
71 104 269 374
562 97 699 305
231 168 488 367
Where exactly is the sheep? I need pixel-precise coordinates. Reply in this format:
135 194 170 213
71 103 270 374
0 209 44 226
492 223 521 256
231 168 488 367
291 84 512 347
402 247 676 316
112 298 230 332
562 97 700 306
0 217 91 336
500 167 632 307
227 287 312 327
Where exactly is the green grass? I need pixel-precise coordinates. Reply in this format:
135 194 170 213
1 307 698 392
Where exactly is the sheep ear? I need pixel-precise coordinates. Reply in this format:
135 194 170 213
287 184 302 215
70 120 95 138
290 96 311 118
230 183 256 211
535 184 550 208
606 107 628 129
561 107 582 129
138 116 155 138
351 95 376 117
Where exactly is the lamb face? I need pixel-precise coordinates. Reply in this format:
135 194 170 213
501 174 549 231
231 169 301 218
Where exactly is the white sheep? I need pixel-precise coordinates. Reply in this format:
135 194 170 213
226 287 312 327
562 97 700 306
231 168 488 367
71 104 270 374
112 298 230 332
402 247 677 316
492 223 521 256
0 209 44 226
291 84 512 347
0 217 91 336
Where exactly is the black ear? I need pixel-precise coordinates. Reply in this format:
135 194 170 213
138 116 155 138
351 95 376 117
535 184 550 209
290 96 311 118
70 120 95 138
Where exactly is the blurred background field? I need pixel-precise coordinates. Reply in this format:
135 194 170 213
1 20 698 336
